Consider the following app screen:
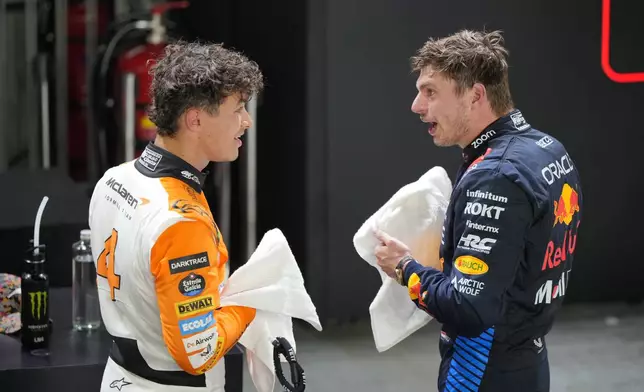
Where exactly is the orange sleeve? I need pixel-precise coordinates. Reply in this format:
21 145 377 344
150 220 256 375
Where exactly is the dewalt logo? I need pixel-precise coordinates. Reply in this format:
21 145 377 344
175 295 214 317
28 291 48 320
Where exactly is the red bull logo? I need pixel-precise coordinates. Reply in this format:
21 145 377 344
407 273 427 308
542 221 579 271
553 183 580 226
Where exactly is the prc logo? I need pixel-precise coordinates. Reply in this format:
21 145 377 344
553 183 580 226
28 291 48 320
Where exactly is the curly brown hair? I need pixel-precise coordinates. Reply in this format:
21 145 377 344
410 29 514 115
147 41 264 136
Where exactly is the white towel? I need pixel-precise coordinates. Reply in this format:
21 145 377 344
352 166 452 352
218 228 322 392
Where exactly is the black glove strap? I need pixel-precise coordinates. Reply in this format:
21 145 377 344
272 337 306 392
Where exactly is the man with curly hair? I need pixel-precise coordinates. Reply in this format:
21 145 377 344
88 41 264 391
374 30 582 391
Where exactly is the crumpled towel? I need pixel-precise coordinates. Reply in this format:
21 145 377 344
353 166 452 352
219 228 322 392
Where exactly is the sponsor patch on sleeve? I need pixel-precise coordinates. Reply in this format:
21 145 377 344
178 311 216 336
183 327 218 354
175 295 214 317
178 273 206 297
407 273 427 308
188 340 217 369
213 336 225 360
169 252 210 275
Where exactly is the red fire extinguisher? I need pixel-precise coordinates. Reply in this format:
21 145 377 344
114 1 190 161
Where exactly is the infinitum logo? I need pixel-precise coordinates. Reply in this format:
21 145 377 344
466 189 508 204
29 291 48 320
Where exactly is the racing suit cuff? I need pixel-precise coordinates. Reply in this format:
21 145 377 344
402 259 424 286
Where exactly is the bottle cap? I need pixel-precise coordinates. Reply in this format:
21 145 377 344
80 229 91 242
26 243 46 263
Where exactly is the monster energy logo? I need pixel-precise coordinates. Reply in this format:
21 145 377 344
29 291 48 320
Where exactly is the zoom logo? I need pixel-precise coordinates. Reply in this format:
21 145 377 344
179 312 216 336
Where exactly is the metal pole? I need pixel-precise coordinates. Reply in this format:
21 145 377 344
216 161 231 278
86 0 98 180
25 0 39 168
55 0 68 173
123 74 136 162
40 54 51 169
245 95 258 260
0 0 7 172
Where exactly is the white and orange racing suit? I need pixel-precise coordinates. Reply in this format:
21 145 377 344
89 142 256 391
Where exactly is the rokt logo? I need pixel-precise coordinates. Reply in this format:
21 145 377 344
28 291 48 320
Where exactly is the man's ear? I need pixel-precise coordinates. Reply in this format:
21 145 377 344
184 108 201 131
471 83 486 107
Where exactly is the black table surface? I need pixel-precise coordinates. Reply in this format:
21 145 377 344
0 287 243 392
0 287 112 370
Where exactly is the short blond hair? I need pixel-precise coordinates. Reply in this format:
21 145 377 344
411 29 514 115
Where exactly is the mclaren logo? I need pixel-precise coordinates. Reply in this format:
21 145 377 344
106 177 139 208
29 291 48 320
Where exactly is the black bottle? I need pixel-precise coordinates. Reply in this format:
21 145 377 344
20 243 50 353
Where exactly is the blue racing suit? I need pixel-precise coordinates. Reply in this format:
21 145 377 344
401 109 583 392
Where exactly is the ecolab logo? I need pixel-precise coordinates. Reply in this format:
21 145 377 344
464 202 505 220
534 270 571 305
179 312 215 336
542 154 574 185
471 130 496 148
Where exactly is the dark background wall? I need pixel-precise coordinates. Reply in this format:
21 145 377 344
171 0 643 324
305 0 644 323
171 0 307 274
5 0 641 324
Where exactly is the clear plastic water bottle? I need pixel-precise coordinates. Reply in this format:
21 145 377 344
72 229 101 331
